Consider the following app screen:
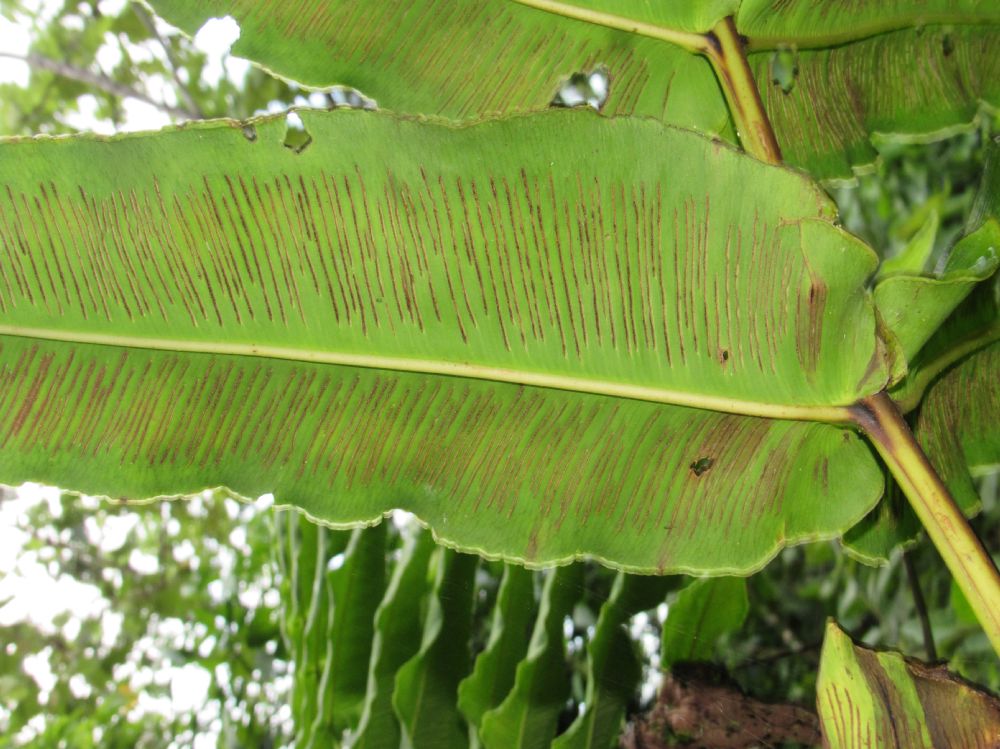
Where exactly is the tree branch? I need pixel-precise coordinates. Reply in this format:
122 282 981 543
132 2 205 119
0 50 194 121
623 668 820 749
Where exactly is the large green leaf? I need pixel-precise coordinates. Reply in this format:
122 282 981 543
0 109 887 573
817 621 1000 748
148 0 731 133
737 0 1000 48
315 523 387 739
750 25 1000 180
147 1 1000 182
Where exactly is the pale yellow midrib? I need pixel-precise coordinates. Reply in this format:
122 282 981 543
0 324 854 423
508 0 711 53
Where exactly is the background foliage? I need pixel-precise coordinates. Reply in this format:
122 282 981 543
0 1 998 747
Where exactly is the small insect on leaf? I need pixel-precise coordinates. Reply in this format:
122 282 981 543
690 457 714 477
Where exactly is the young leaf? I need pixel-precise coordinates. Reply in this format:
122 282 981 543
458 565 536 738
311 523 387 740
349 531 436 749
660 576 748 670
874 220 999 364
817 621 1000 748
552 572 671 749
479 564 583 749
393 548 478 749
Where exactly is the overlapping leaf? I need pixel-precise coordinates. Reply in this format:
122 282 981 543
0 110 888 573
148 0 731 133
148 1 1000 181
750 25 1000 180
817 621 1000 748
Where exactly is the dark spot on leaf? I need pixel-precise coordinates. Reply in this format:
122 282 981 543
942 34 954 57
719 349 729 363
690 457 714 476
241 124 257 142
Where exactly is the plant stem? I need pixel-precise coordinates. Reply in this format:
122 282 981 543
902 550 937 661
704 17 782 164
851 391 1000 657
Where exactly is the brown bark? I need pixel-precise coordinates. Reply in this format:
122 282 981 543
622 666 820 749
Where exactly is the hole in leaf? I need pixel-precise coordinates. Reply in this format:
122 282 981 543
769 49 798 95
690 457 714 477
552 66 609 111
282 112 312 153
292 87 377 111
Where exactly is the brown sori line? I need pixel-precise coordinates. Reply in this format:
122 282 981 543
91 196 134 319
0 196 26 311
502 176 544 343
247 175 295 323
16 346 73 452
19 192 61 314
304 176 349 322
119 360 169 465
549 174 585 353
342 376 396 489
200 177 257 322
10 191 56 315
671 206 686 365
124 190 171 319
350 167 384 328
150 180 201 323
219 176 277 322
41 183 90 316
142 358 188 466
320 173 365 325
572 175 600 343
272 176 310 324
397 175 442 323
612 409 663 533
33 185 72 313
0 344 39 446
382 171 421 330
611 180 632 353
526 172 571 357
485 176 527 347
338 173 376 334
175 191 227 325
434 174 479 328
504 395 569 518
